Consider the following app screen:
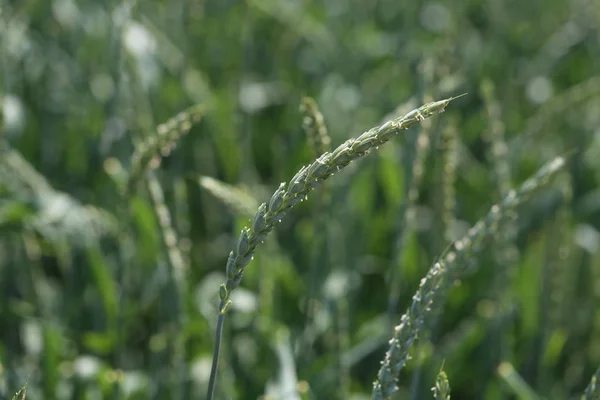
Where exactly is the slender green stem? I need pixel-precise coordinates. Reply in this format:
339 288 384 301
387 58 435 324
207 311 226 400
145 172 187 400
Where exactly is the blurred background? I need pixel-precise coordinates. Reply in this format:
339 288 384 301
1 0 600 399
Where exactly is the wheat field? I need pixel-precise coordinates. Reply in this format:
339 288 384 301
1 1 600 399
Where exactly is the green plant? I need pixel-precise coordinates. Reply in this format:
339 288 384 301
11 385 26 400
583 366 600 400
126 104 205 195
372 155 568 399
300 96 331 157
432 364 450 400
2 1 600 398
206 95 463 399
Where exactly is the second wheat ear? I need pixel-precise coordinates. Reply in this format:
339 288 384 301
206 94 464 400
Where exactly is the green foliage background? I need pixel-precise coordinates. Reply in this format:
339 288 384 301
1 0 600 399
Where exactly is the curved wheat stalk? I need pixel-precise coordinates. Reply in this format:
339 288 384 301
206 95 465 400
372 155 568 400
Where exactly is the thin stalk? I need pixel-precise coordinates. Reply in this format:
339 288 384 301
388 58 435 324
206 312 225 400
105 1 129 397
405 59 436 400
145 172 187 400
480 79 516 395
300 95 333 370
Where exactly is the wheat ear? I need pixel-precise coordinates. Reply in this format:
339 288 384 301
11 384 27 400
300 96 331 157
372 155 567 400
125 104 205 194
217 95 464 314
432 364 450 400
206 95 464 400
583 366 600 400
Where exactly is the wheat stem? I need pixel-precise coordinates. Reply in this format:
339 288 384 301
481 80 512 196
206 313 225 400
440 120 458 243
480 79 517 384
388 59 436 324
